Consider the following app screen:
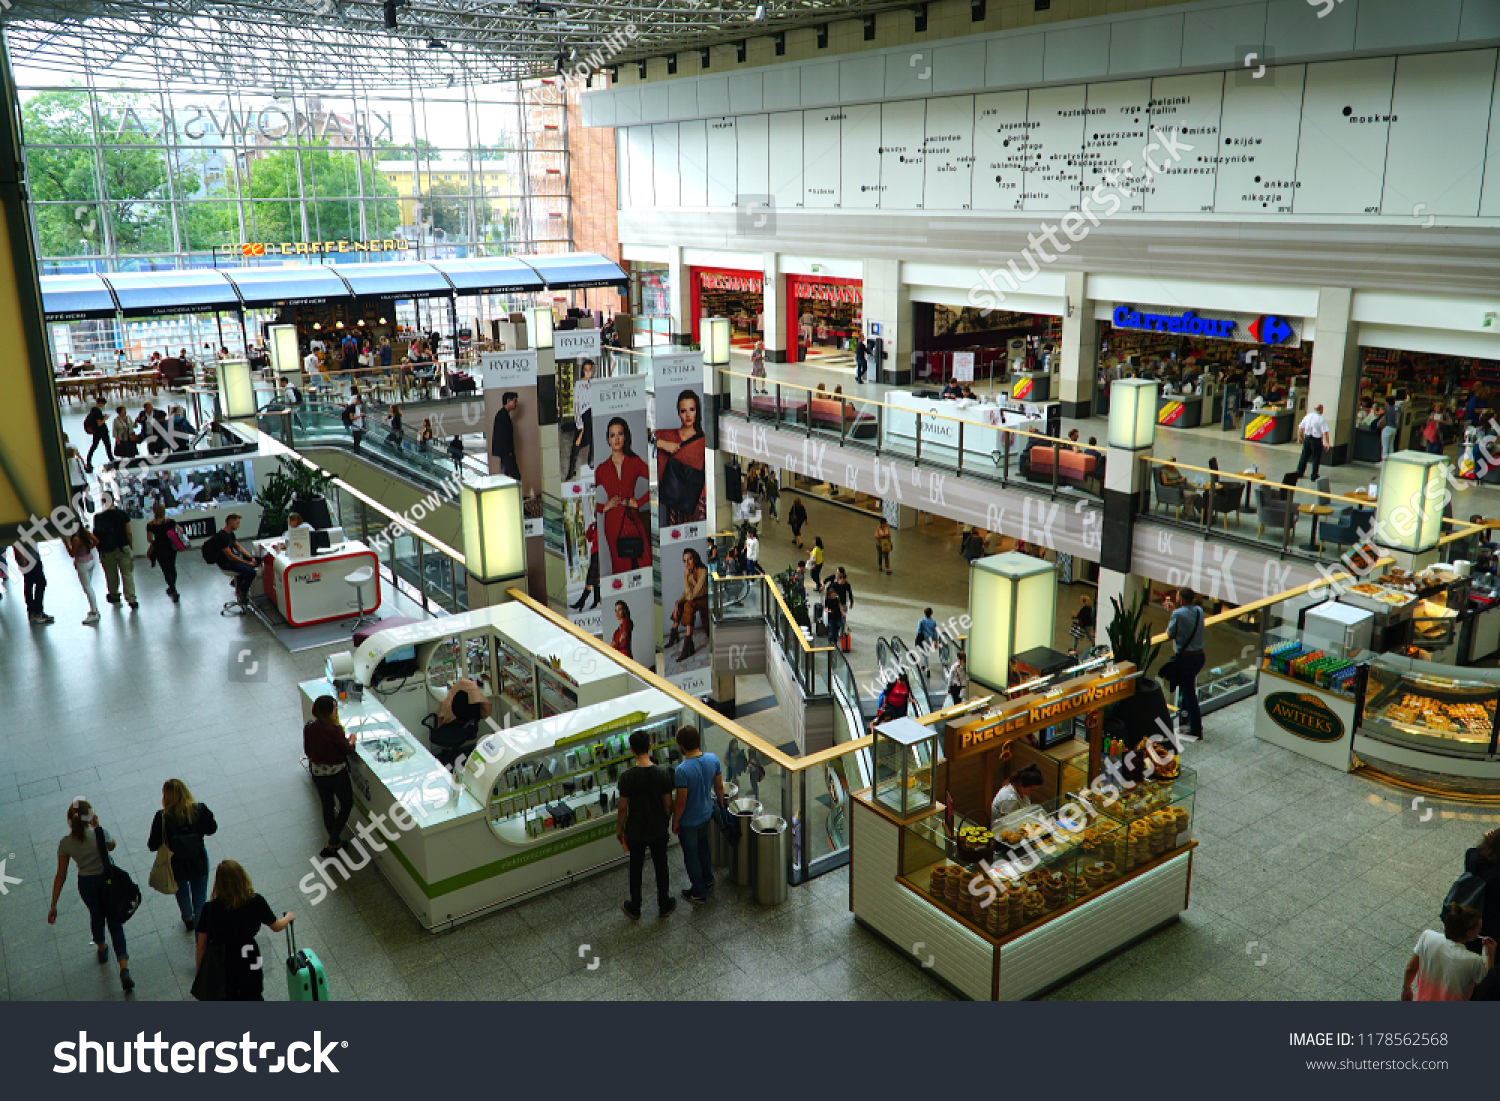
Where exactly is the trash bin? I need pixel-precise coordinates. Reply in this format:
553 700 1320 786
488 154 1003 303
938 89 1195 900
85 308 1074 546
710 783 739 869
751 814 789 905
729 797 761 886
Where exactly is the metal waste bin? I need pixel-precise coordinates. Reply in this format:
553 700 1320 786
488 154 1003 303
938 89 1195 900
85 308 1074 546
710 783 739 869
751 814 789 905
729 797 761 886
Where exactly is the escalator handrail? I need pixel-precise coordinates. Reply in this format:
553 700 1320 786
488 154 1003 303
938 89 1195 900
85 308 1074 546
890 636 937 715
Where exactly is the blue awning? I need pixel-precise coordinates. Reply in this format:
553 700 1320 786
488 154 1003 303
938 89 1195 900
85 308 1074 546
103 269 240 317
429 256 546 296
222 265 352 308
519 252 627 290
40 273 117 320
331 260 452 302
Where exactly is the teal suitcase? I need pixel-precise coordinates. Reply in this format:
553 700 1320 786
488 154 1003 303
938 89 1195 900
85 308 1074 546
285 922 331 1001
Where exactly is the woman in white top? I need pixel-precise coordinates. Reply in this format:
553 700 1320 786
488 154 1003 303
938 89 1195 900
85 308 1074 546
566 358 595 482
750 341 767 395
66 445 90 514
946 651 967 707
48 798 135 991
67 529 101 624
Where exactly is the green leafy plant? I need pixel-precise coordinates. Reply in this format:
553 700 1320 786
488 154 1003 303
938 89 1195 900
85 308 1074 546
772 564 810 627
1105 585 1161 674
279 456 336 502
254 466 296 537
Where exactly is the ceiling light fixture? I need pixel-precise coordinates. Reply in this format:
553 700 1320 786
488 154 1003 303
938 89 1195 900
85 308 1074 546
753 4 765 20
427 36 447 49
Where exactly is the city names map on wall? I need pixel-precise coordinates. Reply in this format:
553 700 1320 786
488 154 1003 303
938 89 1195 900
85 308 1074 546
619 50 1500 221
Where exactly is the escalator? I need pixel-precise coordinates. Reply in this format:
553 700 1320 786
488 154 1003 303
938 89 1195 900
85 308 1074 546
890 636 934 717
825 646 872 853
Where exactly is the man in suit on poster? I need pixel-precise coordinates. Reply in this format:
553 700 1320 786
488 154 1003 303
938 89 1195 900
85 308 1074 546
490 391 521 479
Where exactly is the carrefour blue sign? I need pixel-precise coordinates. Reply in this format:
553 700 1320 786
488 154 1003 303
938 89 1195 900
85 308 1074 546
1113 306 1235 338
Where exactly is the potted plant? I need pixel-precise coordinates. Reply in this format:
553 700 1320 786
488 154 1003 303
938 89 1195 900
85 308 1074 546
279 457 337 531
1103 585 1171 755
253 466 296 538
772 564 811 629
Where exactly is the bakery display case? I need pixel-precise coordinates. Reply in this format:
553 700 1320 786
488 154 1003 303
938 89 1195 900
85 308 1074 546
1361 658 1499 756
873 717 937 819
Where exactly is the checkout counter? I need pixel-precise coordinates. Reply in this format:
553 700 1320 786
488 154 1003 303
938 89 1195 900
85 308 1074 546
1009 371 1050 403
305 599 687 929
1242 405 1294 444
1157 392 1202 429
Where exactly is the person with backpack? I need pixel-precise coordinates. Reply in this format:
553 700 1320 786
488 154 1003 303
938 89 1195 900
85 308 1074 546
1403 903 1494 1001
346 390 366 451
871 672 912 733
340 331 359 376
147 779 219 932
83 397 112 470
93 492 137 610
48 798 135 992
194 861 294 1002
202 513 258 606
1165 587 1208 742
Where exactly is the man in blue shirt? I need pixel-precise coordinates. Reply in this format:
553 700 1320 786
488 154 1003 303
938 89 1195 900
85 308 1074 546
915 607 939 676
672 724 726 903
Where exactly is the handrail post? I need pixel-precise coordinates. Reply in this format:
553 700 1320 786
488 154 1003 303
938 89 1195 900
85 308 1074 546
915 413 922 465
841 399 849 446
416 539 429 613
958 420 965 474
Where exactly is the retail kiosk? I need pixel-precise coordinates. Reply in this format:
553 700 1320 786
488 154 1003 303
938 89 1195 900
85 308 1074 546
851 663 1197 1000
881 390 1044 464
256 534 381 627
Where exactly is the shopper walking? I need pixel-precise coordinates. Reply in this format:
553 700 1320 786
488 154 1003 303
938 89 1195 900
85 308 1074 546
1165 587 1207 742
1423 407 1447 456
762 471 779 521
144 502 181 603
67 444 91 515
750 340 768 394
66 529 101 625
111 404 137 459
617 730 677 919
48 798 134 992
194 861 294 1002
448 435 465 469
672 724 725 904
1071 594 1096 647
147 779 218 933
829 566 854 615
808 536 825 592
1381 397 1400 458
93 493 138 610
962 527 985 564
1402 904 1493 1001
915 606 939 673
743 526 760 574
824 581 847 650
788 497 808 549
875 518 894 574
83 397 112 470
14 539 53 625
304 695 357 860
947 650 967 706
854 337 869 384
1294 403 1331 481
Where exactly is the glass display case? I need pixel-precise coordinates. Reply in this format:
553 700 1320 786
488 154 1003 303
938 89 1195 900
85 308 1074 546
537 662 580 719
1261 627 1359 699
494 635 537 721
1361 658 1500 756
482 712 681 844
465 636 494 695
873 717 937 819
427 637 462 690
1094 768 1196 870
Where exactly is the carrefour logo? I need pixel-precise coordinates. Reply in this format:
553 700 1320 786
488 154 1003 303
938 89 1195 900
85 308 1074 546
1247 315 1294 345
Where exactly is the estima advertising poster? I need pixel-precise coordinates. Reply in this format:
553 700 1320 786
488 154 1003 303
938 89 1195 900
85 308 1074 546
653 349 711 696
482 349 545 593
589 372 655 670
556 328 604 635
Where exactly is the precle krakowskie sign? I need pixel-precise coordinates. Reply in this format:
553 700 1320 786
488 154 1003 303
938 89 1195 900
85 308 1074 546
945 663 1137 761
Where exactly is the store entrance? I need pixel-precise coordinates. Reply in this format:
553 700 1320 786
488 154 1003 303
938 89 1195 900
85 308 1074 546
1355 347 1500 470
912 302 1061 396
693 269 764 351
788 277 862 365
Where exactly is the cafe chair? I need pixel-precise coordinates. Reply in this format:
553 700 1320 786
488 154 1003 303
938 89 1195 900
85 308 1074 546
1153 468 1189 519
1256 483 1296 543
344 566 376 630
1320 506 1375 550
1206 480 1246 529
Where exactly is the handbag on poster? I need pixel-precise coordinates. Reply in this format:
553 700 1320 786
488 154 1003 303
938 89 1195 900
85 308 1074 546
615 508 648 560
660 454 706 517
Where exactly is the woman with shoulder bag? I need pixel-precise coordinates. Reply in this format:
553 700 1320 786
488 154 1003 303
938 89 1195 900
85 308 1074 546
875 519 894 574
145 501 182 602
194 861 294 1002
148 778 218 932
48 798 135 991
111 404 137 458
66 529 102 625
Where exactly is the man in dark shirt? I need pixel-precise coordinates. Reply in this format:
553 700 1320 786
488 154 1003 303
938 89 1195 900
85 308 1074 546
205 513 258 605
616 730 676 919
490 391 521 479
824 580 847 648
92 492 138 608
83 397 112 470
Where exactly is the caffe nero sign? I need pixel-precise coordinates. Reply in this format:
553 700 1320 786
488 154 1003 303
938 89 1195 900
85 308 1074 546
1263 691 1345 743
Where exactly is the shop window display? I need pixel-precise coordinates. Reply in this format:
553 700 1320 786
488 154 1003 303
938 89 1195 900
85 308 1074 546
106 458 254 524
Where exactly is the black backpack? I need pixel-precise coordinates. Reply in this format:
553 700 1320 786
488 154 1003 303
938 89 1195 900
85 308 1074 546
94 827 142 926
200 535 219 564
1442 871 1489 919
340 403 355 427
84 407 104 433
287 385 303 406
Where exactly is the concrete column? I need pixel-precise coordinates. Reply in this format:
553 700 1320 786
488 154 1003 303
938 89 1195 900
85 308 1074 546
667 244 692 342
763 251 788 362
1058 271 1098 421
465 574 523 610
1308 286 1360 467
862 257 912 385
1100 424 1153 578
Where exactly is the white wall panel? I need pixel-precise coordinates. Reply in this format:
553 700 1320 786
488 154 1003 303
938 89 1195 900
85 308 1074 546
640 83 669 123
1381 49 1496 217
697 75 731 117
668 81 699 120
678 119 709 207
625 126 654 208
1025 84 1088 211
705 117 739 208
971 90 1030 212
1081 79 1151 213
1485 63 1500 217
880 99 927 209
924 96 976 211
933 39 987 94
763 67 801 112
769 112 805 210
650 123 680 209
1146 71 1225 213
1215 64 1305 216
729 72 764 114
841 103 883 209
887 48 934 99
801 61 840 107
803 109 843 208
736 114 771 199
1294 57 1396 215
841 55 885 103
986 34 1044 88
614 88 641 126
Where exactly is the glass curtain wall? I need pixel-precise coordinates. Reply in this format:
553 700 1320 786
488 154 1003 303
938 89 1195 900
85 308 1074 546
16 68 569 275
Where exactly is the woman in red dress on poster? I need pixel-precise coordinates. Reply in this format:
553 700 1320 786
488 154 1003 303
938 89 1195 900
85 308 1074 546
594 417 652 572
655 389 707 525
610 600 633 659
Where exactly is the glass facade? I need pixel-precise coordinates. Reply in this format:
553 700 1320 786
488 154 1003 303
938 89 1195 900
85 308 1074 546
19 73 571 275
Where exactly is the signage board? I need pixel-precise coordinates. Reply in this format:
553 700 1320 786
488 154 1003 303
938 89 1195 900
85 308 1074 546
945 665 1136 761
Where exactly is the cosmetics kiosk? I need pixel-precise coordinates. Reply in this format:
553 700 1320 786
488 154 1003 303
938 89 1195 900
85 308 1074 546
881 390 1045 464
850 664 1197 1000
